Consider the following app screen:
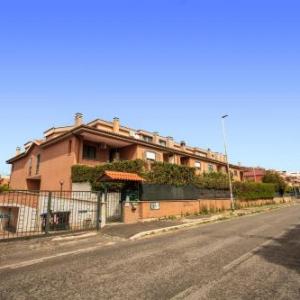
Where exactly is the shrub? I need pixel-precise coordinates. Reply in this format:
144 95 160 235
262 171 287 196
200 206 209 214
71 165 94 183
72 159 234 191
72 159 146 191
0 184 9 193
72 159 146 182
71 160 278 200
144 162 196 186
233 182 275 200
195 172 229 190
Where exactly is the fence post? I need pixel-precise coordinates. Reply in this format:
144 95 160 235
45 191 52 235
100 186 107 228
96 192 101 231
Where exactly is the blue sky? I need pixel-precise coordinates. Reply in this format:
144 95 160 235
1 0 299 175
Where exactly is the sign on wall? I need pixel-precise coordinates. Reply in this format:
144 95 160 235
146 151 156 160
150 202 160 210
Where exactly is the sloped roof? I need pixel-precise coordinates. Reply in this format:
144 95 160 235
6 140 42 163
100 171 144 182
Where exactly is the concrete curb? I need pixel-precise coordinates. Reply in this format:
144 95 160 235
51 232 97 242
129 215 228 240
129 203 295 240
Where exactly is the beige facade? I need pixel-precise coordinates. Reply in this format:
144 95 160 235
7 114 244 191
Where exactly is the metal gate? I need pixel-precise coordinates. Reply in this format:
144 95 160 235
106 192 122 222
0 190 99 241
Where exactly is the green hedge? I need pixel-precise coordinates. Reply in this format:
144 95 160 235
195 172 229 190
233 182 276 200
262 170 287 195
71 160 276 200
145 162 196 186
72 160 197 189
71 159 146 190
0 184 9 193
72 159 146 182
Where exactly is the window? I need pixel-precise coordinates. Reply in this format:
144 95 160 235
83 145 97 160
145 151 156 161
36 154 41 175
208 164 214 172
180 157 189 166
234 170 238 176
68 140 72 155
28 157 32 176
142 135 153 143
159 140 167 147
195 161 201 169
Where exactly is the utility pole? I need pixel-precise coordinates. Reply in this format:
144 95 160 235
221 115 234 210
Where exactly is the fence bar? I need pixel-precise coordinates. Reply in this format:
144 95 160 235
96 192 101 231
45 191 52 235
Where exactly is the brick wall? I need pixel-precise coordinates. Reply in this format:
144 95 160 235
236 196 292 208
122 199 232 223
122 197 292 224
123 202 140 223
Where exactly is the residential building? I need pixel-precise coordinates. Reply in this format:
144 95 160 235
7 113 244 191
0 175 10 186
243 168 266 182
278 171 300 187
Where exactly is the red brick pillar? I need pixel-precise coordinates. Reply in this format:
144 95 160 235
122 202 140 224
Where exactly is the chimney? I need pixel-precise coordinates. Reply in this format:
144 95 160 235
167 136 174 148
16 146 21 156
207 148 212 158
153 132 159 144
180 140 186 150
113 117 120 133
75 113 83 126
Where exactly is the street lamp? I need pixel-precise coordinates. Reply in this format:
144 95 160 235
221 115 234 210
59 180 64 197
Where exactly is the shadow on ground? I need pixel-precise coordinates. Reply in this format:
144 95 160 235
255 223 300 274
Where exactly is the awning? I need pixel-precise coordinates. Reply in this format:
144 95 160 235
99 171 144 182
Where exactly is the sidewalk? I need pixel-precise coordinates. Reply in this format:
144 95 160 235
102 219 184 239
103 202 297 240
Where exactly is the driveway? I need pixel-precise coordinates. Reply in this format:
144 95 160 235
1 204 300 299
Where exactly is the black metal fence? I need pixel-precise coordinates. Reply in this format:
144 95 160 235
140 184 230 201
0 190 102 241
292 188 300 199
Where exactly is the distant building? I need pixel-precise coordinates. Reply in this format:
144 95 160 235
0 175 10 186
243 168 266 182
278 171 300 187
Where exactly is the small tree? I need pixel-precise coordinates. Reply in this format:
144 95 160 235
0 184 9 193
262 171 287 196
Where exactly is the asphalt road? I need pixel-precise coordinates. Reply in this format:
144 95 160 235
1 204 300 300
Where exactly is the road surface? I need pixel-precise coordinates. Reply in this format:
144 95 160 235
1 204 300 299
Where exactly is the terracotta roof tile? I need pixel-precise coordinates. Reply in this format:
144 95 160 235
101 171 144 182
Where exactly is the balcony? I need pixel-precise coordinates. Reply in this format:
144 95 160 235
77 131 136 166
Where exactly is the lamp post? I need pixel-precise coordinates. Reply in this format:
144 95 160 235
59 180 64 197
221 115 234 210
